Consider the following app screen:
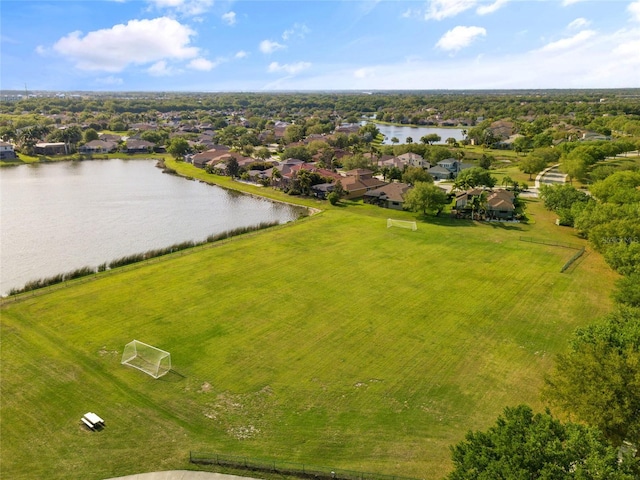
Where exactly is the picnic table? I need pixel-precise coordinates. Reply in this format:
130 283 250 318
81 412 105 429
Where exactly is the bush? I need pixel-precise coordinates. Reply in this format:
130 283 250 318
327 191 340 205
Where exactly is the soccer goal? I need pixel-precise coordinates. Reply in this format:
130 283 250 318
387 218 417 231
121 340 171 379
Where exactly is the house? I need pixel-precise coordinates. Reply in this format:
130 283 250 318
34 142 67 155
363 182 411 210
310 182 335 199
486 189 516 219
378 156 407 170
455 188 515 220
79 139 118 154
397 152 429 168
191 146 231 168
125 139 155 153
340 169 387 199
437 158 473 178
427 165 453 180
99 133 122 143
0 141 17 160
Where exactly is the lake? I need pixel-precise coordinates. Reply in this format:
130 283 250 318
0 159 305 295
372 123 465 145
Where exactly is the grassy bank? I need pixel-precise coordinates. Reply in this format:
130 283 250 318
0 197 617 480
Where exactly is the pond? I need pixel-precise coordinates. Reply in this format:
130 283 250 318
0 159 305 295
371 123 465 145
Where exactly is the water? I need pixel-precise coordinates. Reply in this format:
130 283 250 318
372 123 465 145
0 159 304 295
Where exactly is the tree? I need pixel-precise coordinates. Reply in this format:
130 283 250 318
83 128 99 143
405 136 413 144
402 166 433 185
520 152 550 180
446 137 458 147
226 156 240 178
420 133 441 145
612 273 640 308
167 137 190 159
449 405 635 480
478 153 494 170
390 136 399 144
544 306 640 448
284 124 305 144
403 182 449 216
468 191 487 220
453 167 496 190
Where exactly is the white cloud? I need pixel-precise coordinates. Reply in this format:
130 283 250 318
95 75 124 86
354 67 375 79
567 17 591 30
629 1 640 22
188 57 216 71
436 25 486 51
235 50 248 59
282 23 310 41
252 25 640 91
476 0 508 16
267 61 311 75
147 60 174 76
222 11 236 26
539 30 596 52
401 8 421 19
146 0 213 16
52 17 199 72
35 45 48 55
259 39 285 54
561 0 586 5
425 0 477 21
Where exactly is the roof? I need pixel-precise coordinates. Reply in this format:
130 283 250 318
364 182 411 203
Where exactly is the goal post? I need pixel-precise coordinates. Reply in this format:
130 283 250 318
387 218 417 231
121 340 171 379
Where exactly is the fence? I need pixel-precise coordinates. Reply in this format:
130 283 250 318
519 236 583 250
560 247 586 273
189 452 420 480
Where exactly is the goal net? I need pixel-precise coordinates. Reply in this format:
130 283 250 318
121 340 171 379
387 218 417 231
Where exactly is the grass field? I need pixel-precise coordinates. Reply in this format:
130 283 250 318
0 192 618 480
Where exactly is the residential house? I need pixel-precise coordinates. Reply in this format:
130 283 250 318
427 165 453 180
99 133 122 143
363 182 412 210
397 152 429 168
340 169 387 199
455 188 516 220
0 141 17 160
79 139 118 154
436 158 473 178
34 142 67 155
191 146 231 168
125 139 155 153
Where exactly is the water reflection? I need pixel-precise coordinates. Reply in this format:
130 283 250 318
0 159 305 295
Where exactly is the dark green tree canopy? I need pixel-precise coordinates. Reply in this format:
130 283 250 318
449 405 635 480
544 307 640 448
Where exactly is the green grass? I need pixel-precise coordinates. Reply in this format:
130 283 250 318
0 197 618 480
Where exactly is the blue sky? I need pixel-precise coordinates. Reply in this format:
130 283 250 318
1 0 639 91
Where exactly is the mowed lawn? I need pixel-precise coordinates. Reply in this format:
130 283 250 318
0 201 618 480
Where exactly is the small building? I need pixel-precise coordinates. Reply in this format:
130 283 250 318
125 139 155 154
34 142 67 155
0 141 17 160
79 139 118 154
364 182 411 210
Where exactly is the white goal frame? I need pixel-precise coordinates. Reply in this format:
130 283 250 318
121 340 171 379
387 218 417 231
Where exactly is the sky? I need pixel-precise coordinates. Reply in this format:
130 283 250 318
1 0 640 92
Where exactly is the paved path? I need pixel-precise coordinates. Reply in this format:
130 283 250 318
108 471 260 480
